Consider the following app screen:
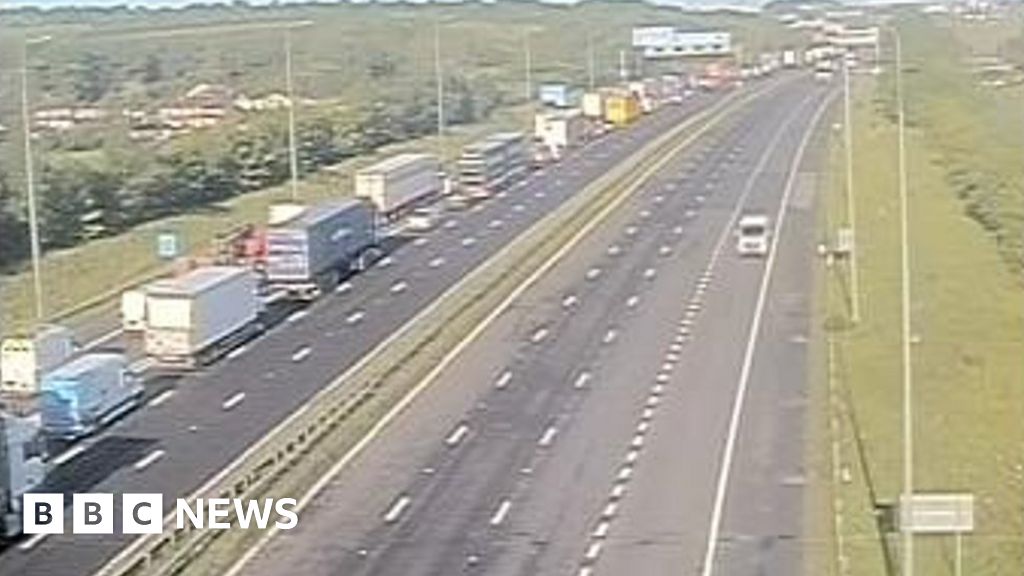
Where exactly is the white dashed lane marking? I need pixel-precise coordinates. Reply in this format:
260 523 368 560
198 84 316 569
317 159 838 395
495 370 513 390
446 423 470 447
574 371 592 389
489 499 513 527
383 496 412 523
133 449 165 472
538 426 559 447
222 392 246 411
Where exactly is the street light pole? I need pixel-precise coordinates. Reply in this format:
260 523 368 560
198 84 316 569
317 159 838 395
843 58 861 324
587 31 596 90
20 36 51 324
893 27 915 576
434 20 444 143
525 30 533 105
284 28 299 202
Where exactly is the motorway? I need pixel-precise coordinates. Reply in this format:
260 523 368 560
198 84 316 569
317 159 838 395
0 78 771 575
236 77 834 576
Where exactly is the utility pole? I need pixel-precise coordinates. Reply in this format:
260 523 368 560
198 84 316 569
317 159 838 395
893 27 915 576
619 49 628 82
844 58 861 324
20 35 52 324
284 28 299 202
587 31 596 90
524 30 533 104
434 20 444 144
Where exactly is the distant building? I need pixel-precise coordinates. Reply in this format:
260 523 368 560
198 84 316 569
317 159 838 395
789 18 826 30
234 93 293 112
129 83 234 138
183 83 236 109
32 107 108 131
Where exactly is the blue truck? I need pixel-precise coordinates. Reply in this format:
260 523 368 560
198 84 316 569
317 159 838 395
40 352 143 440
265 199 379 301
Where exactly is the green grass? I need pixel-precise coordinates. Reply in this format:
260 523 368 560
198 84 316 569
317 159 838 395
824 38 1024 575
0 2 797 104
0 104 530 332
0 1 801 333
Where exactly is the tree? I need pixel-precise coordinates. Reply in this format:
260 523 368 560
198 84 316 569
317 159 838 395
38 164 92 247
141 54 163 84
366 52 397 80
0 171 29 269
72 52 113 103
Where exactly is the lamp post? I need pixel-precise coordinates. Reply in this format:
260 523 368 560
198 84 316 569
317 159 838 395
843 57 861 324
891 26 915 576
587 30 596 90
281 21 313 203
20 34 52 324
434 20 444 143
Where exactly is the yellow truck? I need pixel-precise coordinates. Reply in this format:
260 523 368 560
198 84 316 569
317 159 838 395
604 95 641 127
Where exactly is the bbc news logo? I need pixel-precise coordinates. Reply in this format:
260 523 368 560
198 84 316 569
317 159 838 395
23 493 298 535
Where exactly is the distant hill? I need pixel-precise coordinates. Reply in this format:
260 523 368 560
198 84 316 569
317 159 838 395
763 0 843 12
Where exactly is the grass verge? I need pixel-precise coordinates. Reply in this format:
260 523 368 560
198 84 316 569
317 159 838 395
0 104 530 334
823 61 1024 575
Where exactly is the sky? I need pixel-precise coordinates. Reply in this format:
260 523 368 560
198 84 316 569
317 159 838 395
1 0 766 11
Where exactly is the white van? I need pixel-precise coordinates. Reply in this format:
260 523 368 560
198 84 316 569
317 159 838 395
121 289 147 332
736 214 771 257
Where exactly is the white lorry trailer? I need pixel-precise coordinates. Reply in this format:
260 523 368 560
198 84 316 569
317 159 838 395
582 92 604 119
355 153 442 220
0 325 76 396
782 49 800 68
121 289 147 332
40 352 143 439
144 266 264 369
534 109 588 160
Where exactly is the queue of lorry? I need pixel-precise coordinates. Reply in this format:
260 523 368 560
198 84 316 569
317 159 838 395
0 60 788 537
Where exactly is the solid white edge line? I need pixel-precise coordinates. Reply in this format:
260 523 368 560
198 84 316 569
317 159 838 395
699 91 835 576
